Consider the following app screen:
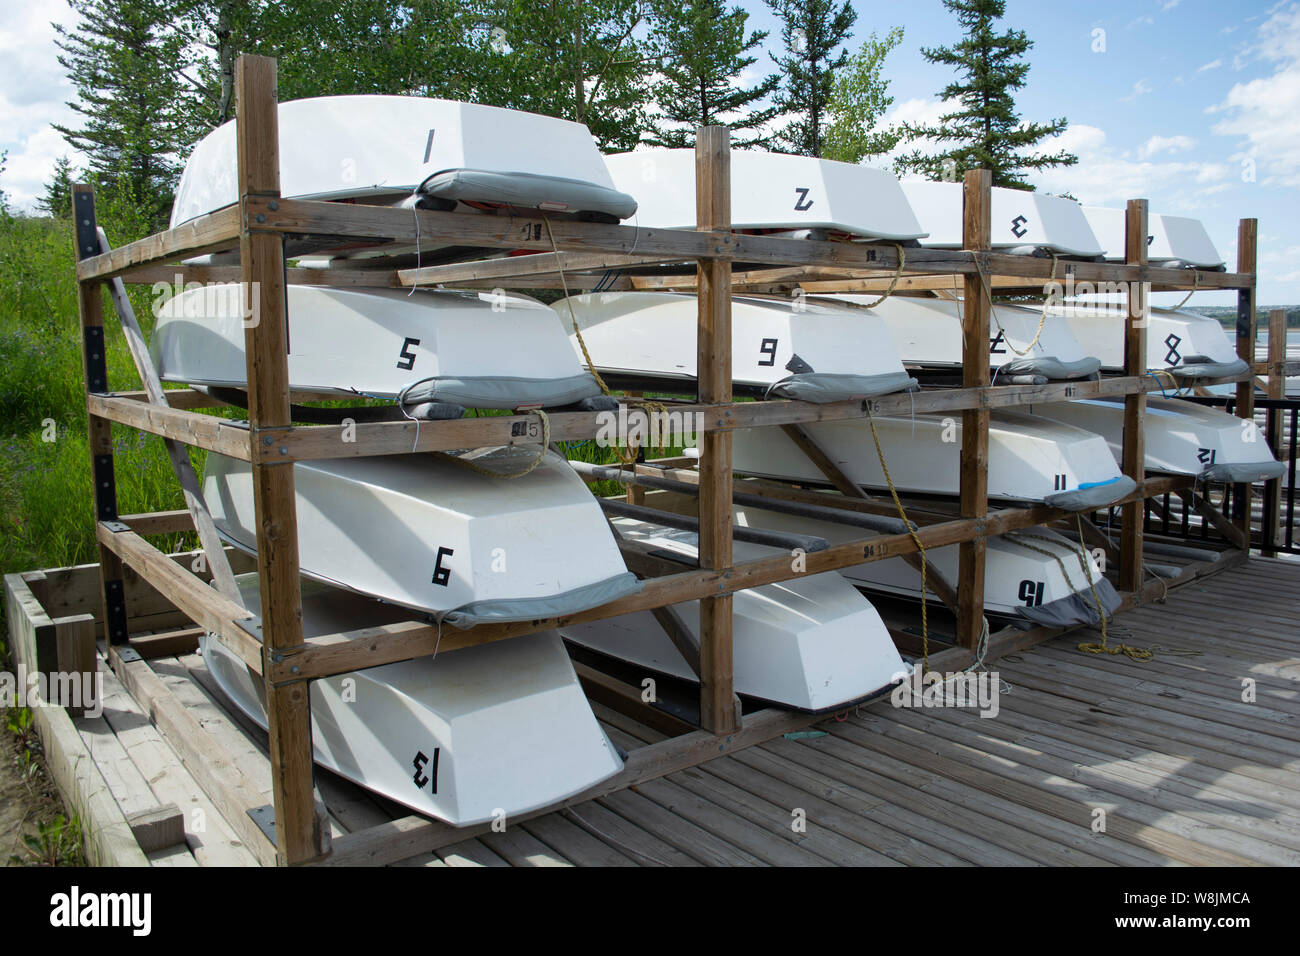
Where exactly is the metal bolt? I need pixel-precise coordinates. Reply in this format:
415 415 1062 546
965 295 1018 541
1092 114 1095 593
279 445 288 455
263 435 273 445
272 653 283 662
290 665 300 674
267 200 279 211
255 213 266 223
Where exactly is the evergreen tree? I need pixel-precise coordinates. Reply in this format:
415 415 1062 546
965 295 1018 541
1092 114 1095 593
893 0 1076 188
765 0 857 157
53 0 190 227
823 27 904 164
643 0 781 149
478 0 656 152
38 157 78 217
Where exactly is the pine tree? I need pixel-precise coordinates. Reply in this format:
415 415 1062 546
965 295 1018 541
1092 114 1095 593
478 0 656 152
38 157 78 217
823 27 904 165
893 0 1076 188
765 0 857 157
53 0 190 227
643 0 781 149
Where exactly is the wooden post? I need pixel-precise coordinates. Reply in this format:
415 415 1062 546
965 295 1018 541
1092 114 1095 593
1233 219 1259 549
54 614 97 718
72 185 129 649
1119 199 1149 593
1262 307 1285 556
957 169 991 650
695 126 738 734
235 55 320 864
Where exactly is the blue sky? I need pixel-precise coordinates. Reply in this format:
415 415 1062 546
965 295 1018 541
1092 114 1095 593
2 0 1296 304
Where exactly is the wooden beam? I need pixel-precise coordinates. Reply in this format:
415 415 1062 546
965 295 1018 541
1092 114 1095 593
957 169 991 650
235 54 321 866
694 126 738 735
398 251 689 286
86 394 253 460
1233 218 1259 549
1119 199 1150 592
1263 307 1287 556
98 228 243 603
74 204 242 282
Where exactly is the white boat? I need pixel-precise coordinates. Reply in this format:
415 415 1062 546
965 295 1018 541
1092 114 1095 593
730 410 1135 510
1045 303 1248 380
732 507 1120 627
203 575 623 825
561 516 907 711
172 95 637 228
1028 396 1285 483
556 290 917 399
816 294 1102 382
1082 207 1226 269
901 181 1104 257
203 447 640 625
152 284 610 411
604 149 925 240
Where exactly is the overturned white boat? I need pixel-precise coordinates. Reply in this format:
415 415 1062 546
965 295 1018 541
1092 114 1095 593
152 284 611 413
1083 207 1226 269
731 410 1135 510
1045 304 1248 381
172 95 637 228
901 181 1104 258
1029 396 1285 484
556 290 918 399
204 447 640 626
605 149 925 240
816 294 1102 382
204 575 623 825
561 516 907 712
733 507 1120 628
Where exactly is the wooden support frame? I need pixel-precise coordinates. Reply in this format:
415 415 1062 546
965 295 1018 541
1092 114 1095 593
1119 200 1150 592
63 53 1260 865
1233 220 1259 544
1262 308 1287 556
957 170 991 650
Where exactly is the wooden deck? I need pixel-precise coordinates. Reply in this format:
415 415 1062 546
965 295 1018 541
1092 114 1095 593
47 554 1298 867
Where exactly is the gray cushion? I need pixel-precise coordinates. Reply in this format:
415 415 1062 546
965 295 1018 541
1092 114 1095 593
1044 475 1137 511
766 371 919 403
419 169 638 220
399 373 604 410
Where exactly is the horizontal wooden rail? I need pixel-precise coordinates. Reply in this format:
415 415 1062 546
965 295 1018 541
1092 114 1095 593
75 205 243 282
88 366 1254 465
95 522 264 673
267 474 1189 683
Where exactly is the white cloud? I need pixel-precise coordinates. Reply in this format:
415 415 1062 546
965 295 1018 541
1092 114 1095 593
1122 78 1153 101
1161 0 1182 11
1198 58 1223 72
1029 124 1230 205
0 0 85 211
1139 134 1195 158
1211 2 1300 187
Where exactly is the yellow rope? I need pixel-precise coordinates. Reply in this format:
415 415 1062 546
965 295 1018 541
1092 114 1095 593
544 217 613 397
865 409 929 672
1172 271 1199 311
615 399 671 466
974 252 1058 358
438 409 551 480
842 243 906 310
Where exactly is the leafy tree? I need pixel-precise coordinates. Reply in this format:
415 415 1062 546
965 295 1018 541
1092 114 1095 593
53 0 190 227
476 0 656 152
643 0 781 149
765 0 857 157
893 0 1076 188
823 26 904 164
38 157 79 218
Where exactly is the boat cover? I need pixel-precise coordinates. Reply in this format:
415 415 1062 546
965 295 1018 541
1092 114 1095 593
417 169 637 220
999 356 1102 381
440 573 642 629
1043 475 1137 511
1203 461 1287 483
766 370 919 403
1014 577 1122 628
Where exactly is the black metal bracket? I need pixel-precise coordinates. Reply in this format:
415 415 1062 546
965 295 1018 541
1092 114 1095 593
84 325 108 393
103 578 129 645
92 454 118 521
73 189 99 260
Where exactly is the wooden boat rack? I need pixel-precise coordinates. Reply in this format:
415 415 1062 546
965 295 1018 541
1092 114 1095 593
66 55 1288 864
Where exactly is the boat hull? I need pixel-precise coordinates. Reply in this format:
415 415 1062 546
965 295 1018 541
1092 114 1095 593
605 149 924 240
562 518 907 711
731 410 1130 508
203 448 636 622
153 285 600 409
1029 396 1285 482
203 576 623 825
902 181 1104 257
557 291 916 398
